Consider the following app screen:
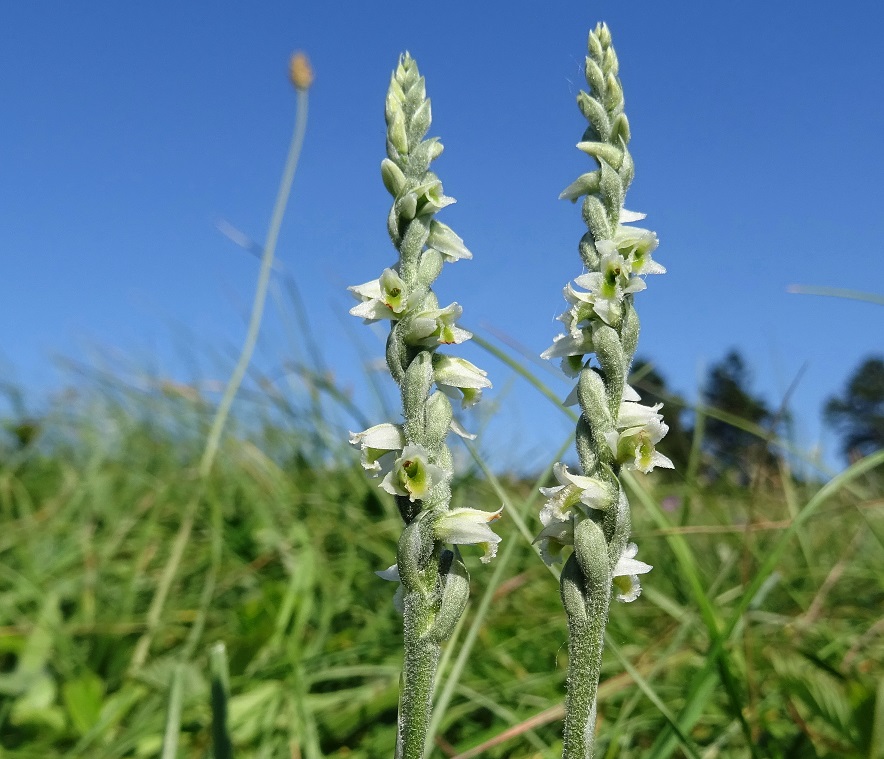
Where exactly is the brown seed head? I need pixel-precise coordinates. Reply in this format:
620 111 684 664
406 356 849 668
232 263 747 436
289 51 313 91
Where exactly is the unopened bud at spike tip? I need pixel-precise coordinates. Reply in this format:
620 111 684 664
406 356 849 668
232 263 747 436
289 51 313 91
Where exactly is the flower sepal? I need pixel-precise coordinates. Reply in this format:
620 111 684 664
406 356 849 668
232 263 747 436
434 506 503 563
612 542 652 602
432 354 491 409
349 422 404 476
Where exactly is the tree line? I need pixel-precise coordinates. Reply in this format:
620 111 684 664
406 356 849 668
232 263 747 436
630 351 883 479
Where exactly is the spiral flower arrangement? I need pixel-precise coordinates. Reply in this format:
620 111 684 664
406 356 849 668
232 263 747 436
347 54 502 759
538 23 672 758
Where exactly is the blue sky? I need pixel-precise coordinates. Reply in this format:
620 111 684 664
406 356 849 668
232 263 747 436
2 1 882 472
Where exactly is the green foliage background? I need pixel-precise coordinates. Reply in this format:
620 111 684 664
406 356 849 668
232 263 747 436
1 363 882 758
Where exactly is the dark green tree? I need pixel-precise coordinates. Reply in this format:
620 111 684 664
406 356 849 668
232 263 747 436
703 350 774 476
824 356 884 461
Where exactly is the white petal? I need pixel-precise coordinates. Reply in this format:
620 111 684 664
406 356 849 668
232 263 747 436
348 278 382 300
349 423 404 451
428 220 472 261
534 516 574 544
573 272 602 291
604 430 620 457
592 298 617 326
595 239 619 258
375 564 400 582
435 506 503 546
617 401 663 430
614 574 643 603
613 544 652 577
638 450 674 473
614 556 653 577
379 470 406 497
349 299 396 321
445 326 473 344
623 276 647 295
433 356 491 389
539 483 566 499
449 418 476 440
541 331 592 360
619 209 647 223
636 259 667 276
622 384 642 402
554 463 602 493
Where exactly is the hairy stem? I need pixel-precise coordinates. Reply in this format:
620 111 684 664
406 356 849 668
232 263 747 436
561 521 612 759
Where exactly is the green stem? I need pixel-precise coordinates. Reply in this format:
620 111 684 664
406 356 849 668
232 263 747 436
199 88 309 479
561 522 612 759
398 594 440 759
129 87 308 674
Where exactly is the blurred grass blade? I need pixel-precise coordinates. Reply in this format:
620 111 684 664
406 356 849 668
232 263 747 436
210 643 234 759
200 85 310 479
160 664 185 759
648 449 884 759
726 449 884 638
787 285 884 306
624 472 758 756
871 676 884 759
605 637 702 759
471 333 578 423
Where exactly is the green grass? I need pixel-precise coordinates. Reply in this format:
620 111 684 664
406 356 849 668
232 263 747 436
1 369 882 759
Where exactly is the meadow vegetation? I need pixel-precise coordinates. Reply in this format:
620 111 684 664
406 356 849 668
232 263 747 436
0 348 881 758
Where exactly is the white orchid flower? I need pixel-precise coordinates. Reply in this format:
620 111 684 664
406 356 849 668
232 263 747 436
348 268 408 322
613 225 665 276
542 330 586 358
410 177 456 216
407 302 472 346
558 282 599 336
573 242 646 325
615 209 665 275
434 506 503 563
349 423 404 476
427 219 472 262
380 444 449 502
612 542 652 602
541 329 594 378
617 400 665 429
534 514 574 566
539 462 613 523
432 355 491 409
604 400 674 474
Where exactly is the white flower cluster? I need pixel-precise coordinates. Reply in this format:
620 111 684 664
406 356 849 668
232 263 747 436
542 210 671 476
347 56 501 579
377 504 504 613
533 462 652 601
542 210 664 373
536 210 669 601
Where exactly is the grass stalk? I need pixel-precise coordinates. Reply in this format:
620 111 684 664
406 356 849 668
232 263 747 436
127 82 309 674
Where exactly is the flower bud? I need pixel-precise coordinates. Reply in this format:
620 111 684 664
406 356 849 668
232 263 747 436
289 52 313 91
381 158 407 197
